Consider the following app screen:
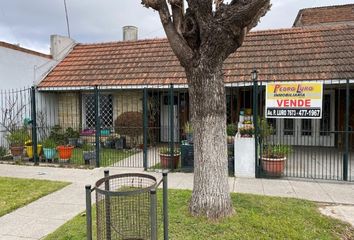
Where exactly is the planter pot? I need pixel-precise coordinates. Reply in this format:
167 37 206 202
68 138 78 147
160 154 180 169
261 156 286 177
43 148 56 160
25 145 43 159
10 146 24 157
57 145 74 160
83 151 96 165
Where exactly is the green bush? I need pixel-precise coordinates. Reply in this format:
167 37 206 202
6 129 30 146
227 124 237 136
262 144 292 158
42 138 57 148
0 146 7 157
65 127 79 139
48 125 66 145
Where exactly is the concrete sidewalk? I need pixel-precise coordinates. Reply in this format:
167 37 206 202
0 164 353 240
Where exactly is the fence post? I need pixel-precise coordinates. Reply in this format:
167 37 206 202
94 86 100 168
31 86 39 165
150 188 157 240
252 70 259 178
162 170 169 240
169 84 174 169
85 185 93 240
104 170 111 240
143 88 148 170
343 79 350 181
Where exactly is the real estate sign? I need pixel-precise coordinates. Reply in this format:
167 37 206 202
265 82 323 119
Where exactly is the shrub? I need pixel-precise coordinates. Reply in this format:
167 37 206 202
0 146 7 157
114 112 143 146
6 128 30 146
48 125 66 145
65 127 80 139
262 144 292 159
227 124 237 136
42 138 57 149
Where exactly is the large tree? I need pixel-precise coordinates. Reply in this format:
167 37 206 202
142 0 271 219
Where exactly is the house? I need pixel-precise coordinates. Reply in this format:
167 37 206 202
35 4 354 179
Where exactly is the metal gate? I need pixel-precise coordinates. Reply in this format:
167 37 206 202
253 79 354 182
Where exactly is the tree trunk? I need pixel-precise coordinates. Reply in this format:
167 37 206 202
187 62 234 219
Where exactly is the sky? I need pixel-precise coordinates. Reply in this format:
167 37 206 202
0 0 353 54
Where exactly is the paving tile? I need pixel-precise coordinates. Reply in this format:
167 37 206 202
288 180 334 203
262 179 297 198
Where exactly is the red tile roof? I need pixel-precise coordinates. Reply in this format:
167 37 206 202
0 41 52 59
38 25 354 89
293 4 354 27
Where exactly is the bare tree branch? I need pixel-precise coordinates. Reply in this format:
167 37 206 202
142 0 194 66
217 0 271 30
169 0 184 34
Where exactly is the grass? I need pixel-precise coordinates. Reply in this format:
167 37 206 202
0 177 69 217
44 189 354 240
47 148 137 167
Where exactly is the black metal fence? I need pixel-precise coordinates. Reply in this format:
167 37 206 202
0 79 353 182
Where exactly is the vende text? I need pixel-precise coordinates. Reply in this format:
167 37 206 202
276 99 311 107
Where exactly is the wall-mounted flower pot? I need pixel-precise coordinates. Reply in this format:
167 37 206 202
160 154 180 169
57 145 74 160
25 145 43 159
43 148 56 160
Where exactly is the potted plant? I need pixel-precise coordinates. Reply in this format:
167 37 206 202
239 125 255 138
82 143 95 165
159 147 180 169
49 125 74 161
226 123 237 144
184 121 193 144
42 138 57 161
65 127 80 147
6 129 29 157
261 144 292 177
24 140 43 159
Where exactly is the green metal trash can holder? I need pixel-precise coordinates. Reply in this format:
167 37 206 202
86 170 169 240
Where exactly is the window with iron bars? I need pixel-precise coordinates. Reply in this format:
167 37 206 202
82 94 113 129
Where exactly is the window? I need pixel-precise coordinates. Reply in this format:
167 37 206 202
267 118 277 135
83 94 113 129
301 119 312 136
284 119 294 136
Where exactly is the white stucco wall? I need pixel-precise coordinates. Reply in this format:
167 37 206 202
0 46 56 89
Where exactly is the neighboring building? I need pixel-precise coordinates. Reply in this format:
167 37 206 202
0 35 75 89
0 35 75 147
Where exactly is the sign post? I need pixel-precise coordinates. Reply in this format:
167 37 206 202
265 82 323 119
